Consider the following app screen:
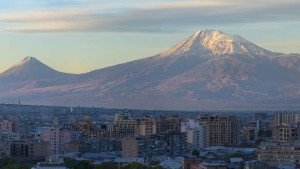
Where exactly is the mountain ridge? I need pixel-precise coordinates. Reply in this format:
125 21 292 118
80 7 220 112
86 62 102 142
1 30 300 110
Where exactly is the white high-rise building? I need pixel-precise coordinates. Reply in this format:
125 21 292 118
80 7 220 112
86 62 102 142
181 119 199 133
186 122 209 148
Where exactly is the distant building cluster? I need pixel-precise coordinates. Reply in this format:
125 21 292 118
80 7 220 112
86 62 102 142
3 107 300 169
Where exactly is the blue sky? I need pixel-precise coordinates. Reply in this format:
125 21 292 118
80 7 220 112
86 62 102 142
0 0 300 73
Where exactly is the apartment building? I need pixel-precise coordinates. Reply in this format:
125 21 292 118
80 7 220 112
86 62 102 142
41 127 78 155
243 127 258 144
258 142 300 166
139 115 156 136
187 122 209 148
157 115 181 133
10 139 50 162
0 118 21 133
122 131 186 158
198 115 240 147
272 123 300 143
274 113 300 126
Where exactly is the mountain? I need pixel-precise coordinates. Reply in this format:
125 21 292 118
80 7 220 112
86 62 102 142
0 56 74 82
1 30 300 110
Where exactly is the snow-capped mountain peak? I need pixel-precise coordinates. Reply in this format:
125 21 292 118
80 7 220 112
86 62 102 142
160 30 269 57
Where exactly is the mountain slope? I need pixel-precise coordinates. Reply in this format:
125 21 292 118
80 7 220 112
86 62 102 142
1 30 300 109
0 56 74 82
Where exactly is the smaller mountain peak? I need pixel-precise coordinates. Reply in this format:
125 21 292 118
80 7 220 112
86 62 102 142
15 56 39 67
23 56 37 62
0 56 73 82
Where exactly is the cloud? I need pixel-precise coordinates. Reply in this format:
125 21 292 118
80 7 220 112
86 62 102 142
0 0 300 33
261 40 300 47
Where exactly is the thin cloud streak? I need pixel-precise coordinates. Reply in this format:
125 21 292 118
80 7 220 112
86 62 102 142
261 40 300 47
0 0 300 33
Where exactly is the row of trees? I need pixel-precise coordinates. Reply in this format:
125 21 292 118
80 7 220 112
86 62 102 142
64 157 164 169
0 156 164 169
0 157 32 169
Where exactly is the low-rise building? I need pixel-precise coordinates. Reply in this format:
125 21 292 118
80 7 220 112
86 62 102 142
198 162 228 169
122 131 186 158
258 142 300 166
243 160 268 169
32 162 69 169
182 158 203 169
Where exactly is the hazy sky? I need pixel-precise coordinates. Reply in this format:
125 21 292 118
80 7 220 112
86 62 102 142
1 0 300 74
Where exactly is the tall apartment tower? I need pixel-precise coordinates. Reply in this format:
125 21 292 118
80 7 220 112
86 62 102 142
156 115 181 133
139 115 156 136
273 112 300 126
198 115 240 147
114 112 138 138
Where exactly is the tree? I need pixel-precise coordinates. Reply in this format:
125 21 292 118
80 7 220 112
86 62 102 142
192 149 200 157
64 157 79 169
122 162 147 169
0 157 16 169
229 153 242 158
258 130 272 137
95 162 117 169
76 160 94 169
148 166 164 169
3 164 31 169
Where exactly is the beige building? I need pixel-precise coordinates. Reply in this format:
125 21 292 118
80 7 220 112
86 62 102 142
122 138 138 158
272 123 300 143
198 115 240 147
182 158 203 169
0 118 21 133
157 115 181 133
114 112 138 138
258 142 300 166
139 115 156 136
41 127 78 155
11 139 50 162
94 112 138 139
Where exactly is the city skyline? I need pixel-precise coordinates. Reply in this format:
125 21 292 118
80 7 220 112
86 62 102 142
1 0 300 73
